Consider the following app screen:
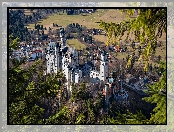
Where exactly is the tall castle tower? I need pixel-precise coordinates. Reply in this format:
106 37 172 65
46 42 60 74
100 51 108 82
59 27 66 47
73 49 79 68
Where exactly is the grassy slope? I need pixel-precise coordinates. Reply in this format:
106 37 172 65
67 39 86 50
24 9 166 62
25 9 109 30
24 9 128 45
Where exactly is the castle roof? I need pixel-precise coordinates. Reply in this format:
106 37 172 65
62 47 69 54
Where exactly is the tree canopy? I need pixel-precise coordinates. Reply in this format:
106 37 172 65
98 8 166 71
8 36 65 124
142 62 166 124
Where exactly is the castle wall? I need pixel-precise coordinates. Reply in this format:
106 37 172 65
45 28 111 98
74 69 82 83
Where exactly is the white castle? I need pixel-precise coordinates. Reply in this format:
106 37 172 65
46 27 108 94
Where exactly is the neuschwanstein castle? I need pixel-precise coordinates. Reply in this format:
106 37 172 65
45 27 109 93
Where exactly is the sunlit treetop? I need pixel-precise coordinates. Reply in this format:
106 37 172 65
97 8 166 71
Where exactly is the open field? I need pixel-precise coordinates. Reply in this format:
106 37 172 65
24 9 166 64
25 9 111 30
25 9 128 34
93 35 106 46
24 9 128 47
67 39 86 50
111 52 128 60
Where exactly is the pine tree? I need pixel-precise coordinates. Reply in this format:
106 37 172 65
86 99 95 124
70 82 77 103
75 113 86 124
142 62 166 124
8 36 65 124
46 106 71 124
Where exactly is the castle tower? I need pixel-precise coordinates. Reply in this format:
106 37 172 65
60 27 66 47
91 55 96 70
74 69 82 84
62 54 68 72
100 51 108 82
62 63 72 96
46 42 60 74
73 49 79 67
58 51 63 70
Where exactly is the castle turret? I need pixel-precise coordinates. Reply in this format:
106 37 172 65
62 63 72 95
100 51 108 82
60 27 66 47
73 49 79 67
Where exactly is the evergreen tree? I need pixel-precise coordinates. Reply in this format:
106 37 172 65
86 99 95 124
70 82 77 103
98 8 166 71
142 62 166 124
46 106 71 124
8 36 65 124
75 113 86 124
